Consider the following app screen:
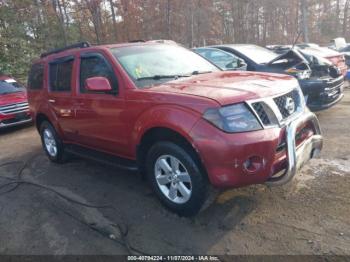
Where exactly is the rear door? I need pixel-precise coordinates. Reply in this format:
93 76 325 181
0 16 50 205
73 51 128 157
47 56 76 140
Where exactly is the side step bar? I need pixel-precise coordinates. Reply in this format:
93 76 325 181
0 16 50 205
65 144 139 172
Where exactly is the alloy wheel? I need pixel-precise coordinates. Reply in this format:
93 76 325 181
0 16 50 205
43 128 57 157
154 154 192 204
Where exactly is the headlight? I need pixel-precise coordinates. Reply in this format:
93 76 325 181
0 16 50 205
203 103 262 133
285 68 311 80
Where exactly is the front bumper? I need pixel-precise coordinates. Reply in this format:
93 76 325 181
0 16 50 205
190 110 323 188
265 111 323 186
299 76 344 111
0 112 32 129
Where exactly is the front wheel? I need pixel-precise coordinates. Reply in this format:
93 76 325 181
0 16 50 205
146 141 208 216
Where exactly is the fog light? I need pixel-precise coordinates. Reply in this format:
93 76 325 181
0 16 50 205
243 156 263 174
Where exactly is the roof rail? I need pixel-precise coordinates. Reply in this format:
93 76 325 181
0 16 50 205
128 39 146 43
40 41 91 58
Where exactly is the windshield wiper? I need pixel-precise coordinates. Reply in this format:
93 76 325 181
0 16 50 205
136 71 212 81
137 74 192 81
191 70 212 75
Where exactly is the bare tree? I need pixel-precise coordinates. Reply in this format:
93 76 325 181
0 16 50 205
301 0 309 42
51 0 68 45
109 0 118 41
84 0 104 44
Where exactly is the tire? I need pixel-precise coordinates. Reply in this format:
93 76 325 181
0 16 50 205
146 141 208 216
39 121 66 163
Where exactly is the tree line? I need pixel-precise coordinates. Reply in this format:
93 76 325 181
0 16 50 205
1 0 349 81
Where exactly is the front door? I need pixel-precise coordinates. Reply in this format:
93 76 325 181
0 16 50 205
74 51 129 157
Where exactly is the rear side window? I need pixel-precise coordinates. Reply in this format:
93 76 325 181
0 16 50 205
49 57 74 92
80 54 117 93
28 63 44 90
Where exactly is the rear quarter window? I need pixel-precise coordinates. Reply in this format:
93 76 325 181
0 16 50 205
28 63 44 90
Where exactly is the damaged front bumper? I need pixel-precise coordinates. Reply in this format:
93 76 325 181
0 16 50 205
299 76 344 111
266 111 323 186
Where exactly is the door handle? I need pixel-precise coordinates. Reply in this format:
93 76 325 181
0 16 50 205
48 99 56 103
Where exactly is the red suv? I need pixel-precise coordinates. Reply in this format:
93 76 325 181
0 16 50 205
28 42 323 216
0 75 32 128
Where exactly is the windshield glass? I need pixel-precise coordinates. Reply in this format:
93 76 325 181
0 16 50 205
111 45 220 88
0 80 25 95
232 45 279 64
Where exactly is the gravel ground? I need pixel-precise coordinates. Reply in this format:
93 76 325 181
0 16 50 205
0 90 349 255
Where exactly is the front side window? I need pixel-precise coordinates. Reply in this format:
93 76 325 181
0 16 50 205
196 48 240 70
111 45 220 88
49 57 74 92
28 63 44 90
80 54 117 93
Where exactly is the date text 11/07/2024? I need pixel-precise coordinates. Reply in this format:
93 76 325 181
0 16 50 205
127 255 220 261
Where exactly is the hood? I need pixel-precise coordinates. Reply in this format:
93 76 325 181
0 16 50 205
148 71 299 106
301 47 347 73
267 49 308 66
299 50 343 78
301 47 341 58
0 91 28 107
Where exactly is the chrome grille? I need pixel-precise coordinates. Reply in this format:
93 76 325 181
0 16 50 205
252 102 270 125
249 88 303 127
273 89 300 119
0 102 29 115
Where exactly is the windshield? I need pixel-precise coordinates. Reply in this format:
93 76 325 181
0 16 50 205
111 45 220 88
0 80 25 95
232 45 279 64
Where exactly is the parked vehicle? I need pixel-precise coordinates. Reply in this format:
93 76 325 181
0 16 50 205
0 75 32 128
329 37 347 50
297 45 348 76
326 42 350 76
28 42 323 216
193 47 247 71
296 43 320 49
267 44 348 76
211 44 344 111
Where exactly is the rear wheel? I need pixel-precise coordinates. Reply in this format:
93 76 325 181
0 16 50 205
40 121 66 163
146 141 208 216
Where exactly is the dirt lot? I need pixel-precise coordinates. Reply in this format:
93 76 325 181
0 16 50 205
0 90 349 255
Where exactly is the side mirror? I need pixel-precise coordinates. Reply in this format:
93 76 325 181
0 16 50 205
237 58 247 71
85 77 112 92
225 59 236 69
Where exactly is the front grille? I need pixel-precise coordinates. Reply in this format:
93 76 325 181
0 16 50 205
273 89 300 119
0 102 29 115
307 76 344 106
252 102 270 125
250 88 302 127
325 76 344 89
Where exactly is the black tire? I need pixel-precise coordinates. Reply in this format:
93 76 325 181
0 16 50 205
39 121 66 163
146 141 208 216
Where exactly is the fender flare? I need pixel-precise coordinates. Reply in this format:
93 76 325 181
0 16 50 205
131 104 201 155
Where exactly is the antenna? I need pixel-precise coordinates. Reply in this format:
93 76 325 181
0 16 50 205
291 31 303 49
